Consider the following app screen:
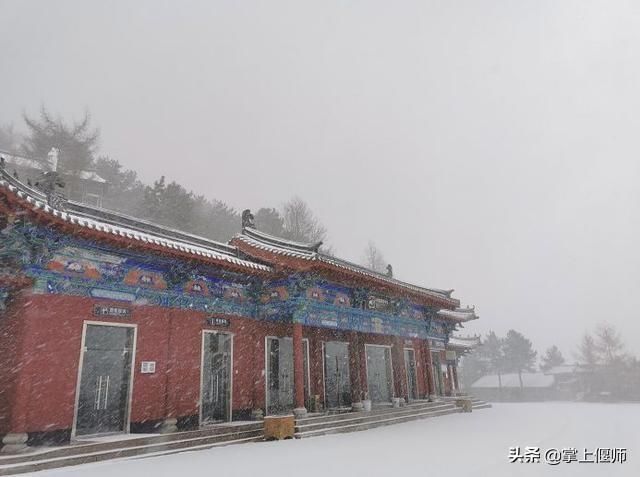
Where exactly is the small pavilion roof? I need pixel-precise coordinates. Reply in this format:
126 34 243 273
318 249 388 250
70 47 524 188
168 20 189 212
438 306 479 322
447 335 481 349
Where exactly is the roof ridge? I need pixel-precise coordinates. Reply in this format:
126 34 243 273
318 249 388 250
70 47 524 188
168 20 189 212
237 226 459 303
242 227 322 252
0 166 271 273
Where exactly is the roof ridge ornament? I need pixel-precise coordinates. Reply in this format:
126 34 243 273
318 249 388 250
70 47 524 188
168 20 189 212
35 170 67 211
241 209 255 229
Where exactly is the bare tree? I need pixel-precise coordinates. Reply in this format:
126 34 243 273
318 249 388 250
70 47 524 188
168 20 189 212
594 324 625 365
282 196 327 244
361 241 387 273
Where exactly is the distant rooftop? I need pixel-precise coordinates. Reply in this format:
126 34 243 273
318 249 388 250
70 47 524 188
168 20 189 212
471 373 555 389
0 149 107 183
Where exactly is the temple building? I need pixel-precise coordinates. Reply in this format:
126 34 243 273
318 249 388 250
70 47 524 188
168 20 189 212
0 161 479 451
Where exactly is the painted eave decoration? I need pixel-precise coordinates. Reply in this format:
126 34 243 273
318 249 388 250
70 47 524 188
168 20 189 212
233 227 460 309
0 166 272 275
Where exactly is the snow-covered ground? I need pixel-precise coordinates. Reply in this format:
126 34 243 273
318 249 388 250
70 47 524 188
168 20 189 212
34 403 638 477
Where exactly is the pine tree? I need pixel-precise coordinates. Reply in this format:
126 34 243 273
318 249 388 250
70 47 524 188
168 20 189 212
22 107 99 174
483 331 505 391
254 208 286 236
0 123 21 152
502 330 537 390
94 156 144 213
540 345 565 372
576 333 599 370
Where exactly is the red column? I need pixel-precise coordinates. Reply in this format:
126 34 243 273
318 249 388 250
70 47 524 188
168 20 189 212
251 323 266 419
452 364 460 393
292 323 306 416
348 332 362 408
160 308 178 432
445 364 453 395
423 341 435 397
392 338 407 401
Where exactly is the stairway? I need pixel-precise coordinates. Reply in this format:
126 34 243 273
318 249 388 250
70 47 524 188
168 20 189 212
470 398 492 410
0 422 263 476
295 400 461 438
0 400 491 474
437 394 492 411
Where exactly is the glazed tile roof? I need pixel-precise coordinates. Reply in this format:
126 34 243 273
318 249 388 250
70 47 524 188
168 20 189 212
447 335 481 349
437 307 479 322
235 227 461 306
0 166 271 273
0 162 480 319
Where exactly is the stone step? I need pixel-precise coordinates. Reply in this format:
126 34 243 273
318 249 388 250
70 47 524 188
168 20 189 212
0 423 263 466
295 406 461 439
0 428 263 475
472 403 492 409
296 400 444 426
296 403 456 433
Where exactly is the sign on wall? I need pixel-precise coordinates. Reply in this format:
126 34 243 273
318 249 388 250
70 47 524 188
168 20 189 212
141 361 156 374
206 316 231 327
430 339 445 351
93 304 132 318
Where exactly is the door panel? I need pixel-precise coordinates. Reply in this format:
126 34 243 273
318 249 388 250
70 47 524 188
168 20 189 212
76 325 134 436
201 332 232 423
404 349 418 400
266 337 309 415
323 342 351 409
365 346 393 403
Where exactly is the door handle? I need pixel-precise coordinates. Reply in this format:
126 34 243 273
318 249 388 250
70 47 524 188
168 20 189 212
94 375 110 410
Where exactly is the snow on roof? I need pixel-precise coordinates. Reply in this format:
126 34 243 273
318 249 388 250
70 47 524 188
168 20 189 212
448 335 481 349
438 307 479 322
0 166 271 273
471 373 554 389
75 170 107 183
236 227 462 306
0 151 107 184
1 152 44 171
543 364 584 375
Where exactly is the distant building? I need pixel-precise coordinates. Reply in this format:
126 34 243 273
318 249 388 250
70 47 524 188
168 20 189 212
0 149 107 207
445 335 481 392
470 373 555 401
470 364 594 402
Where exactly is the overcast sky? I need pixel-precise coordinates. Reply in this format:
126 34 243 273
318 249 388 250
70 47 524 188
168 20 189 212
2 0 639 357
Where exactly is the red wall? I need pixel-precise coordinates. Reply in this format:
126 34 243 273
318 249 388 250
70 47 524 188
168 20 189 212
1 292 432 435
0 290 29 435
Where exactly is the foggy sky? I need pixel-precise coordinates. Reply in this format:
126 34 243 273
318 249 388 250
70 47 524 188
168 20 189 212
2 0 640 358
